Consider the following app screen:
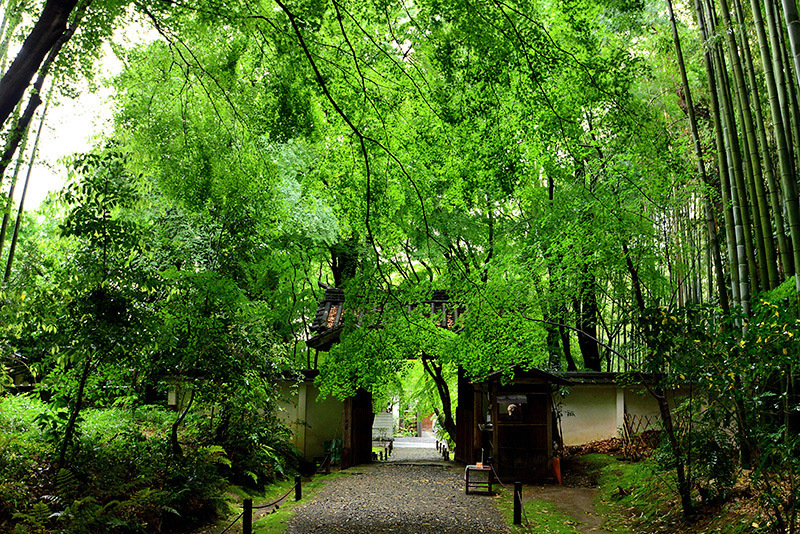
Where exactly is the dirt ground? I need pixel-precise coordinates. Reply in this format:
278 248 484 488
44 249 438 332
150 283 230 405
524 485 611 534
520 454 612 534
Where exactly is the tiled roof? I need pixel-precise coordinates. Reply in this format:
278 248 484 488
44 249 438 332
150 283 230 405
306 287 463 351
310 287 346 334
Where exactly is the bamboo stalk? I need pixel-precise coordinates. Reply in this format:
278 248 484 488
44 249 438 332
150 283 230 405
707 0 751 309
767 0 795 277
718 0 764 294
698 0 737 310
736 0 781 289
779 0 800 292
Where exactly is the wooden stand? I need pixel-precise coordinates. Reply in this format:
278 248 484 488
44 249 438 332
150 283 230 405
465 464 493 494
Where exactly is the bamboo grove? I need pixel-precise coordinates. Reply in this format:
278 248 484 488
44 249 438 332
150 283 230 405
671 0 800 314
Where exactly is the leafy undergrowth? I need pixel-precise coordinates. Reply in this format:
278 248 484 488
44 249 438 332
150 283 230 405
0 396 230 533
0 395 296 534
576 454 766 534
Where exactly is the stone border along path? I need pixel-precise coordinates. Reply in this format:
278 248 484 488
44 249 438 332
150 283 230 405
285 462 510 533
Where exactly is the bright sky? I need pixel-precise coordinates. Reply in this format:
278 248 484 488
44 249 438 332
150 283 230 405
15 13 159 210
19 47 121 210
22 93 111 209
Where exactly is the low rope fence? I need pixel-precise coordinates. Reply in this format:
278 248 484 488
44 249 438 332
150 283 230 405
217 448 338 534
217 511 243 534
218 475 303 534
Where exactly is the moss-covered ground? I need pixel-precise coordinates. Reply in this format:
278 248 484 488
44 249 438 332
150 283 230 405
494 454 763 534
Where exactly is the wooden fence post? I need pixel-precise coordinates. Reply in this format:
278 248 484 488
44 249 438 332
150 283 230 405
243 498 253 534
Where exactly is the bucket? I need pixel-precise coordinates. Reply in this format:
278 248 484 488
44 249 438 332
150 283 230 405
552 457 562 485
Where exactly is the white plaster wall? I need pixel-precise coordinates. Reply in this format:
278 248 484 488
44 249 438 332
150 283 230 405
276 382 344 460
276 382 304 452
556 385 681 445
624 387 661 418
557 385 619 446
303 385 344 459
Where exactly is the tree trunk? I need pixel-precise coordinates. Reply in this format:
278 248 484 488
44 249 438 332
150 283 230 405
573 274 601 371
4 85 48 282
0 110 30 260
0 6 10 69
626 230 694 518
421 353 456 442
171 388 196 459
330 234 359 287
0 0 79 129
57 354 93 469
559 319 577 371
655 384 694 517
545 316 563 369
0 0 86 185
0 0 27 73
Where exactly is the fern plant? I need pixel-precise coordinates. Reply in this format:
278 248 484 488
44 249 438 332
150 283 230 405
11 501 50 534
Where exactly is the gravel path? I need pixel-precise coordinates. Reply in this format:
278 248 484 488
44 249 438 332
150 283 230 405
286 463 510 534
384 435 445 463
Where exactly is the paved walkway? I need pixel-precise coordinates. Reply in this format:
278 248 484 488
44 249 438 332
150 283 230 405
286 463 509 534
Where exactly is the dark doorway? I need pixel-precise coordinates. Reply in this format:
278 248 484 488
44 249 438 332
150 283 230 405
342 388 374 468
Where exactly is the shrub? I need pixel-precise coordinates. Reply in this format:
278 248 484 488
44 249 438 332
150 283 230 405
199 377 298 489
0 397 232 533
652 399 738 505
